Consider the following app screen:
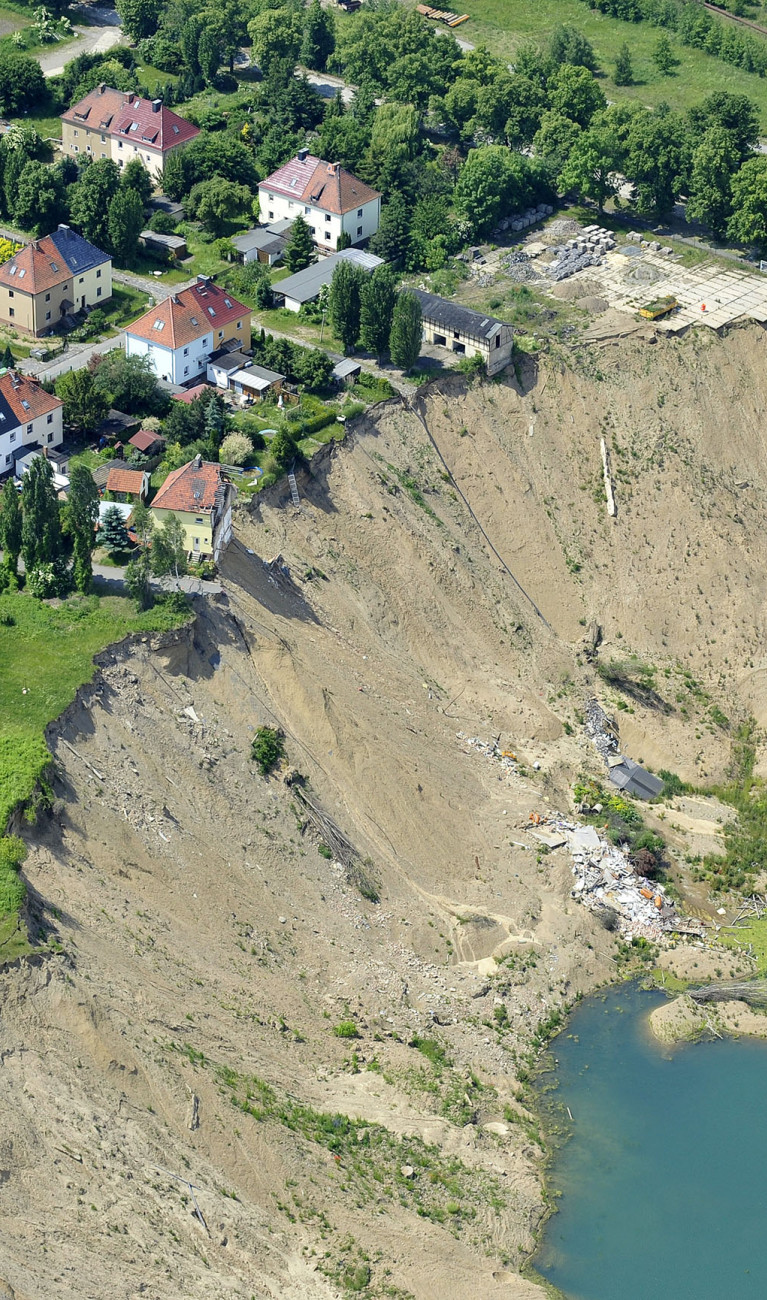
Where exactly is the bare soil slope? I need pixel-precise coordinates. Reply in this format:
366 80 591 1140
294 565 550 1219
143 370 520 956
4 322 767 1297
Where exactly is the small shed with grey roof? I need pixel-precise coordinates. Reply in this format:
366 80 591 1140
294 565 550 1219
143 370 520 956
274 248 384 312
607 756 664 801
139 229 188 259
412 289 513 376
231 228 288 266
332 357 361 385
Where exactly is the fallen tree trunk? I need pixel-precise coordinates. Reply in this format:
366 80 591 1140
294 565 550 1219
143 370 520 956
688 979 767 1007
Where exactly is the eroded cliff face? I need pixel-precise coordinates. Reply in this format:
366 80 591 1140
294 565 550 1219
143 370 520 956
4 322 767 1298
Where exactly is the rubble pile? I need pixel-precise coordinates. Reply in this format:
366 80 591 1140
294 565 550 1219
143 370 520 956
584 696 619 761
537 814 680 941
499 249 542 283
457 732 519 776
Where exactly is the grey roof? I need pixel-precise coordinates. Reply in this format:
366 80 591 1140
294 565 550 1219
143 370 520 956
140 229 186 249
209 350 252 373
608 758 664 801
412 289 510 343
49 224 110 275
232 363 283 387
333 358 361 379
265 218 294 236
276 249 384 305
232 229 286 256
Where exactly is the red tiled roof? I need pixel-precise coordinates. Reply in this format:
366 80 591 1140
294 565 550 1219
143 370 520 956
0 239 69 295
260 154 380 215
152 459 222 513
129 428 165 452
0 371 62 424
62 86 199 152
126 280 249 350
106 467 146 495
172 383 210 405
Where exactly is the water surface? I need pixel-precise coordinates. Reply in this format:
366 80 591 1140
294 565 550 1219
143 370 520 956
535 982 767 1299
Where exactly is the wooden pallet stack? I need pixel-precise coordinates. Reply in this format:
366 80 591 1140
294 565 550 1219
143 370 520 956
416 4 470 25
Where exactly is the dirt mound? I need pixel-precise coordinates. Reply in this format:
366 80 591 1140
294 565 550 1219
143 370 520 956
551 276 604 300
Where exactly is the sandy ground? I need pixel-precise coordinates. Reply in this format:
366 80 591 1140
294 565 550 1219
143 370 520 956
649 994 767 1043
5 323 767 1294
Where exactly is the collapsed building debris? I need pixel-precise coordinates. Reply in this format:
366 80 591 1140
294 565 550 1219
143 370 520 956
458 732 519 777
584 697 619 760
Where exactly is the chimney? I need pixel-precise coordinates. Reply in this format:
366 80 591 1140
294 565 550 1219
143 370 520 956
194 453 202 469
152 99 161 113
197 274 211 285
297 147 308 162
57 223 70 232
98 82 106 94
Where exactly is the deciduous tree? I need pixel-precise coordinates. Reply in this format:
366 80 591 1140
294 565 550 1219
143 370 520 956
21 456 62 575
359 264 397 361
328 259 365 353
301 0 335 72
55 368 108 434
67 464 99 593
727 156 767 251
388 290 422 372
150 513 187 585
70 159 121 249
686 126 739 238
108 187 144 264
0 477 22 585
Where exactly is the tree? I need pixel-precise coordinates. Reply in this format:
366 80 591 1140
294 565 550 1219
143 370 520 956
269 426 299 473
70 159 121 248
187 178 251 235
283 215 316 273
130 499 154 548
560 116 622 211
219 431 254 466
547 63 606 127
198 22 221 85
0 52 45 115
21 456 62 575
728 156 767 251
652 35 679 76
614 43 634 87
162 133 258 201
625 106 687 216
688 92 760 164
117 0 161 40
370 192 411 266
686 126 739 238
248 8 302 84
359 264 397 362
533 112 582 185
389 290 422 372
0 477 22 585
549 25 597 71
92 352 166 416
121 157 153 206
329 260 365 353
67 464 99 593
12 160 65 236
55 368 108 433
125 549 153 608
108 188 144 264
301 0 335 71
100 505 130 553
454 145 534 236
150 513 187 585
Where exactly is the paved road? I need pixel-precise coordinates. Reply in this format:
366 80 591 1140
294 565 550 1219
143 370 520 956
24 333 125 381
38 22 123 78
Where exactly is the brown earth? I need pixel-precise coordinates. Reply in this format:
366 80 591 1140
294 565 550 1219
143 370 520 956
3 322 767 1297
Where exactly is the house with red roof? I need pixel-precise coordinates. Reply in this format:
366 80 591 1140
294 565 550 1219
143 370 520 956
125 276 250 385
0 371 63 478
258 149 381 251
151 454 234 562
61 85 199 181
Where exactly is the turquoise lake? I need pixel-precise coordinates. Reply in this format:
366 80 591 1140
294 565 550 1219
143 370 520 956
535 982 767 1299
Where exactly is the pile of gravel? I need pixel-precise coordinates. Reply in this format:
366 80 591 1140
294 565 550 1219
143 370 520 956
500 250 541 284
577 295 609 314
551 277 605 301
541 218 582 244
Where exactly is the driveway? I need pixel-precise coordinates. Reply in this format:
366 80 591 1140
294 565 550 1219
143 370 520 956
23 333 125 382
92 563 222 597
38 20 124 78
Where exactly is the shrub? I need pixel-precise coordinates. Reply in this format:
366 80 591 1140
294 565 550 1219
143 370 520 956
250 726 285 776
333 1020 360 1039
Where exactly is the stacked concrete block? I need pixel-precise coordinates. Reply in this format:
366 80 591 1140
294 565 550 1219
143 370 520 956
495 203 554 237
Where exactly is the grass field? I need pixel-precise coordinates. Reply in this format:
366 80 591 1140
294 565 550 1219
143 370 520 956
453 0 767 126
0 590 190 960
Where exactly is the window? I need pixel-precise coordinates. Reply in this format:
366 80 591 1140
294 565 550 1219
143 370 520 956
357 226 362 237
46 414 53 424
184 366 189 376
79 276 84 284
4 454 10 466
7 291 12 299
45 311 51 321
304 206 310 215
96 270 101 279
96 288 102 297
45 293 50 302
268 210 273 220
195 516 203 524
324 230 331 240
236 321 241 330
26 424 32 435
325 214 331 223
268 193 274 201
357 207 363 217
8 308 13 318
47 432 54 443
183 347 188 356
73 146 78 153
218 330 223 339
73 129 78 137
101 134 106 142
288 200 294 209
118 141 123 149
87 146 91 153
101 152 106 158
9 431 15 443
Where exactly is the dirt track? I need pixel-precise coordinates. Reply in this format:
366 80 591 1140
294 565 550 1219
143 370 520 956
4 322 767 1295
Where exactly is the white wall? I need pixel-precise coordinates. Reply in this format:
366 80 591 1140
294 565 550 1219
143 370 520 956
127 332 214 385
259 190 380 249
0 405 62 474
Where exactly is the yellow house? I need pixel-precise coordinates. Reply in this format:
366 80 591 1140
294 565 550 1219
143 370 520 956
61 85 200 182
0 225 112 336
150 455 234 563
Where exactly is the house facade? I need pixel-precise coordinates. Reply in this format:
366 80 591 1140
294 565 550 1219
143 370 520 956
125 277 250 385
151 455 234 562
412 290 514 376
259 151 381 251
0 371 63 476
0 225 112 336
61 86 199 181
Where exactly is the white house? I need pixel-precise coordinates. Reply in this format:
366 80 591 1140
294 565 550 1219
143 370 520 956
258 150 381 251
125 276 250 385
0 371 63 477
61 86 199 182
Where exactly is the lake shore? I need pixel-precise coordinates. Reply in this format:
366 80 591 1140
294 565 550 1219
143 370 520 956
649 993 767 1044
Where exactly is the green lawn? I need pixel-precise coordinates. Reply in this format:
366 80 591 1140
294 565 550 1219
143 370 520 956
104 283 150 330
135 62 179 94
0 590 191 959
461 0 767 127
719 917 767 973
